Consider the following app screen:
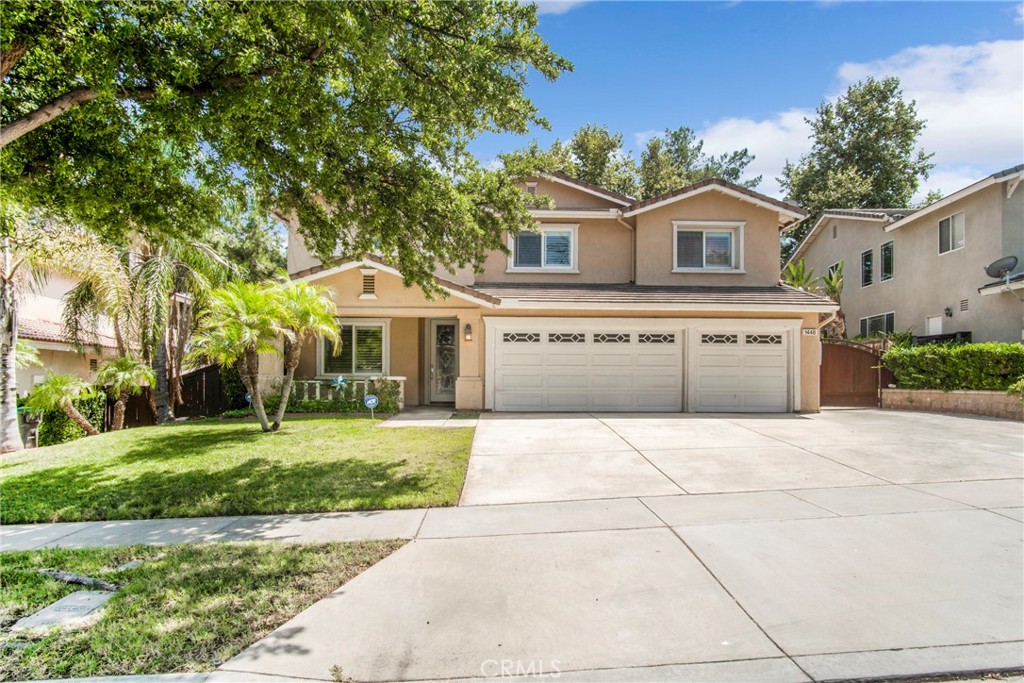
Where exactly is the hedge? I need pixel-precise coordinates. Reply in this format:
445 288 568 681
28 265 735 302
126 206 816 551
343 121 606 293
224 379 402 417
882 342 1024 391
36 392 107 447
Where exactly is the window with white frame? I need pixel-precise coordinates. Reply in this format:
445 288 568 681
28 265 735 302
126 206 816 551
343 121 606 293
861 249 873 287
509 224 577 271
673 222 742 271
880 241 894 281
938 212 965 254
320 320 388 376
828 261 841 277
859 312 894 338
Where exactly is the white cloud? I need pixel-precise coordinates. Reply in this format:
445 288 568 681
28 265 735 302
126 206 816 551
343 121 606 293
689 39 1024 201
533 0 590 16
1016 3 1023 23
632 129 661 149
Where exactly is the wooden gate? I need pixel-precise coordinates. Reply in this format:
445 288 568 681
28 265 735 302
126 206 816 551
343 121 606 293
105 364 225 429
820 339 894 407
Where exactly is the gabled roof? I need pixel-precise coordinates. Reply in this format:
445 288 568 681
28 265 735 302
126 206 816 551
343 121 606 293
786 208 916 265
884 164 1024 233
621 177 807 223
291 256 501 307
541 171 634 206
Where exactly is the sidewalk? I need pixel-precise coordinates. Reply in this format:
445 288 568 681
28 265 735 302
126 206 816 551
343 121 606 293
0 508 426 551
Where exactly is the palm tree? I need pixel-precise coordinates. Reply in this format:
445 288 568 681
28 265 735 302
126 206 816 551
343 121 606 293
189 282 286 432
820 261 846 339
273 278 339 431
0 207 106 452
15 338 42 370
24 373 100 436
782 259 817 291
64 236 229 423
97 357 156 431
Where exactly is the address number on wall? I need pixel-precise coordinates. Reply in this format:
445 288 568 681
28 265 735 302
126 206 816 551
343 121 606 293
802 329 819 336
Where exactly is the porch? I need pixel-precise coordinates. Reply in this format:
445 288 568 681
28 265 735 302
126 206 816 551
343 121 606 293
292 314 485 411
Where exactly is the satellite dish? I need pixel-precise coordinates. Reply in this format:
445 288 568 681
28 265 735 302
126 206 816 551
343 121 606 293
985 255 1018 279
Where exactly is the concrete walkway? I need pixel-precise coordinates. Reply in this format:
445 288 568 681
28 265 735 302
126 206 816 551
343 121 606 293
5 409 1022 683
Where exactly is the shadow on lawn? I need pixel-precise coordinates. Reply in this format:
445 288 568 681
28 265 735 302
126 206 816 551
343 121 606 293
1 456 432 524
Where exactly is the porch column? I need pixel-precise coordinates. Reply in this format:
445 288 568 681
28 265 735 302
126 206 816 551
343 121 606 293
455 311 484 410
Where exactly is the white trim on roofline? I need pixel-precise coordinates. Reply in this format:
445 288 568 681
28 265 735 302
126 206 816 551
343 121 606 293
622 184 806 221
538 173 632 206
295 258 498 308
884 169 1024 233
528 209 621 220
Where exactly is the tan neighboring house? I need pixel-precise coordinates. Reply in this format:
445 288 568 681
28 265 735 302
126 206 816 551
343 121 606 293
16 273 118 394
285 172 835 413
790 165 1024 343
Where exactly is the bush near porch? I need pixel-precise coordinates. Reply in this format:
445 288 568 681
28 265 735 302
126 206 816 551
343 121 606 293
0 417 472 524
881 342 1024 392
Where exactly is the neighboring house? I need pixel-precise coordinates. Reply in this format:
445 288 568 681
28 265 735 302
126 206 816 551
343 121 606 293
284 172 835 413
16 273 117 394
790 165 1024 343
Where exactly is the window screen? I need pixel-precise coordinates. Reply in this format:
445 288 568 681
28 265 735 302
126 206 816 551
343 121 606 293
514 233 542 268
676 231 704 268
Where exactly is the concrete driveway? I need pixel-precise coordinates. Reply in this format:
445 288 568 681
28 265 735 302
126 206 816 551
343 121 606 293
225 409 1023 682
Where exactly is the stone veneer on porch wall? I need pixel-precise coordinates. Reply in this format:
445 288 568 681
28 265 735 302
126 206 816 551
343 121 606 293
882 388 1023 421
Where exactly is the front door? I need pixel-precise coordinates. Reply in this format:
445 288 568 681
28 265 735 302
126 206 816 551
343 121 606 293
428 320 458 404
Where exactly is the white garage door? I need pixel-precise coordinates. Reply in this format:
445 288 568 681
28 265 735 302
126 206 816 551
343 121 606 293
492 327 683 412
693 331 789 412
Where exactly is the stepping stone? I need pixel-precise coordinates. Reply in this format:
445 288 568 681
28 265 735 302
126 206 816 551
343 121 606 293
10 590 113 632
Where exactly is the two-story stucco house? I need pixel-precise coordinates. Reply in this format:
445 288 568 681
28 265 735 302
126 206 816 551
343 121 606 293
285 173 835 413
790 165 1024 343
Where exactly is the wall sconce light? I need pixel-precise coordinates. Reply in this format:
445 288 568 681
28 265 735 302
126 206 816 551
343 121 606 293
943 307 953 318
464 323 473 342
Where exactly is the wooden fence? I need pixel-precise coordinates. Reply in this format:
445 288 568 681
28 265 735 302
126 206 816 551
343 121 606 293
105 364 227 430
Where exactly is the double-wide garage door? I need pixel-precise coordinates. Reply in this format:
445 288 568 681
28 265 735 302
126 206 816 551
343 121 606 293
488 319 793 413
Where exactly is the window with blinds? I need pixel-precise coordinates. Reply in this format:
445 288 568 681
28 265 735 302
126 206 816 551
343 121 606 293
322 323 385 375
510 225 577 270
673 225 737 270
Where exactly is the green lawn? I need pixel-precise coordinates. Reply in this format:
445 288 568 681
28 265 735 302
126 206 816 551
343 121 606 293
0 541 403 680
0 417 473 523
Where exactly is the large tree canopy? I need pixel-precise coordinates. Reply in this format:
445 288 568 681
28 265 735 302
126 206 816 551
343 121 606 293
0 0 571 287
778 77 934 260
512 124 761 200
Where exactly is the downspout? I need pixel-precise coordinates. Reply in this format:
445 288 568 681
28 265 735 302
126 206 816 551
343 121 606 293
615 212 636 283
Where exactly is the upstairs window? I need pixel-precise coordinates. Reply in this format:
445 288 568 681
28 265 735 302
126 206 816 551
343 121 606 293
321 321 387 376
509 225 577 271
673 222 743 272
938 212 965 254
861 249 874 287
880 241 894 281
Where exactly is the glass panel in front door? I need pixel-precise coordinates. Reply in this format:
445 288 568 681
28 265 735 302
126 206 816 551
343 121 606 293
433 323 457 402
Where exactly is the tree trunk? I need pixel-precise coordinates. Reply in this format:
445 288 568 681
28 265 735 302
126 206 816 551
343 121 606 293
112 392 127 431
62 399 99 436
0 263 24 453
272 339 301 431
153 335 172 424
241 350 272 432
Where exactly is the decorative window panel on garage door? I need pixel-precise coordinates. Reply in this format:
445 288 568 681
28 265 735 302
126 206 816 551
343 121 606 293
492 326 683 412
693 331 789 412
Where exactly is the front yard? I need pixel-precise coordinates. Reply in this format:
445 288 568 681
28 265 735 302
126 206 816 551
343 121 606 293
0 417 473 524
0 541 403 680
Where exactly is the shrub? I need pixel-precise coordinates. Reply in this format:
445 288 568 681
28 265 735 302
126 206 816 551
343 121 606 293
1008 376 1024 400
220 408 252 419
266 379 402 415
882 342 1024 391
36 391 107 447
219 363 249 410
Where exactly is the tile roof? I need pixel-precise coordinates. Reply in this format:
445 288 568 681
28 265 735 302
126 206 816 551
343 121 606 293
820 208 917 221
547 171 635 204
19 318 118 349
473 282 833 308
624 177 808 218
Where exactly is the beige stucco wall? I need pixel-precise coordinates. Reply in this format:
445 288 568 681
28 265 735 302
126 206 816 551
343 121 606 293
477 219 633 283
801 185 1024 342
634 191 783 287
15 346 105 396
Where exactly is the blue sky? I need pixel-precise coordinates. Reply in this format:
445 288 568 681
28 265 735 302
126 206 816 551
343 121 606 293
470 1 1024 200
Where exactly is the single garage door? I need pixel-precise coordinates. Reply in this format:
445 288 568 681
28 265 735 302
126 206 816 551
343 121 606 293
693 331 789 412
492 326 683 412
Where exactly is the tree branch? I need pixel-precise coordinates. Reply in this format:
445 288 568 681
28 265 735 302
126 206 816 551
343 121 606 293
0 45 325 149
1 39 28 82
